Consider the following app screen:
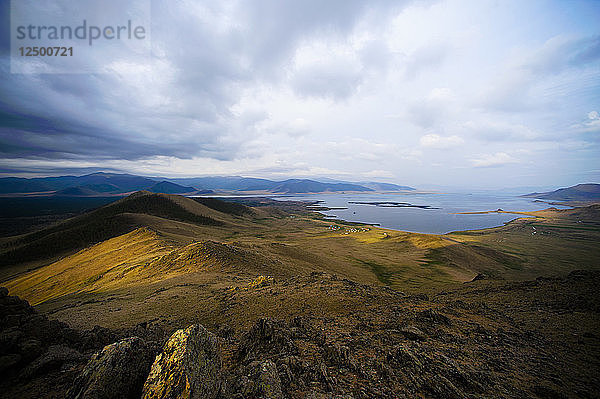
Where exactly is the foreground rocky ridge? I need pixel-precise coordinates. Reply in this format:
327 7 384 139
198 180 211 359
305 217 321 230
2 270 600 398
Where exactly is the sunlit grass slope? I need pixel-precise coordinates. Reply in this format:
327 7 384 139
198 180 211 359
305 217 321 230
2 193 599 330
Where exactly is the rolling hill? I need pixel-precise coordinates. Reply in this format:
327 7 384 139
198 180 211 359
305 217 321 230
522 183 600 201
53 183 122 196
147 181 200 194
0 192 244 272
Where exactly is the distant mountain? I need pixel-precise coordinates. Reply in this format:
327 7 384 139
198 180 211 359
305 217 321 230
54 183 121 197
0 172 156 195
0 172 411 196
0 177 55 193
168 176 382 193
169 176 276 191
522 184 600 201
268 179 373 193
357 182 415 191
148 181 199 194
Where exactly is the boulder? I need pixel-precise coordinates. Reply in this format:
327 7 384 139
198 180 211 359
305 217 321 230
142 324 221 399
67 336 154 399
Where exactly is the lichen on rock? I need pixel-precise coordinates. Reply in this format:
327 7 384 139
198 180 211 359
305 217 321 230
67 336 154 399
142 324 221 399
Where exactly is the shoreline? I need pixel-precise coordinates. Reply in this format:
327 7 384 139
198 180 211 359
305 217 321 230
300 200 568 236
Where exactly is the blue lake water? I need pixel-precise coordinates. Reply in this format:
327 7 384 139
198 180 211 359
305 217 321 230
274 192 569 234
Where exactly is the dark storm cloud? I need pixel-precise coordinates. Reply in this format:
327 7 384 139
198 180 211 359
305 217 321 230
1 0 598 187
0 103 229 160
0 0 413 164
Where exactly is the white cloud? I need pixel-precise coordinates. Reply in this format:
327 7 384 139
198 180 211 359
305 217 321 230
362 169 395 178
462 120 540 142
471 152 518 168
569 110 600 133
420 134 464 148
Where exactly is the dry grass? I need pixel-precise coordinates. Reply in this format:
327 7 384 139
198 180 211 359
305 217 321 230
2 195 599 331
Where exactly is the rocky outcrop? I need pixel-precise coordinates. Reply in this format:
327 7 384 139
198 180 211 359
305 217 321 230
20 344 85 380
236 318 298 362
0 288 83 382
469 273 487 282
67 337 154 399
238 360 283 399
142 324 222 399
0 289 166 399
4 269 600 398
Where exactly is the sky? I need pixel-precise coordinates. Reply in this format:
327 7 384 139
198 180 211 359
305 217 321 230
0 0 599 189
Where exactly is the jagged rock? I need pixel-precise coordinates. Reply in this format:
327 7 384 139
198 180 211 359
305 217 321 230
323 343 356 370
305 392 355 399
532 384 568 399
400 326 426 341
0 327 22 354
216 324 234 339
0 354 22 376
423 374 465 399
469 273 486 282
237 318 297 361
142 324 221 399
387 345 423 370
316 361 335 391
18 339 43 362
238 360 283 399
0 293 34 312
4 313 23 328
80 325 117 350
20 344 85 380
567 270 593 281
416 309 451 325
67 337 154 399
276 355 311 388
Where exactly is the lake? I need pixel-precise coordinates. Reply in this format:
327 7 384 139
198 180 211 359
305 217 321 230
273 192 569 234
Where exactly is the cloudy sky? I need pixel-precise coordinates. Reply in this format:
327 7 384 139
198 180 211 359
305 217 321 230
1 0 599 189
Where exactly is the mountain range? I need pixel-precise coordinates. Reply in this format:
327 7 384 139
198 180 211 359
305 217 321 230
0 172 415 196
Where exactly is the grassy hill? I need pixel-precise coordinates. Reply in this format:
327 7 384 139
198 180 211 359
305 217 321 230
2 192 599 311
0 192 245 275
